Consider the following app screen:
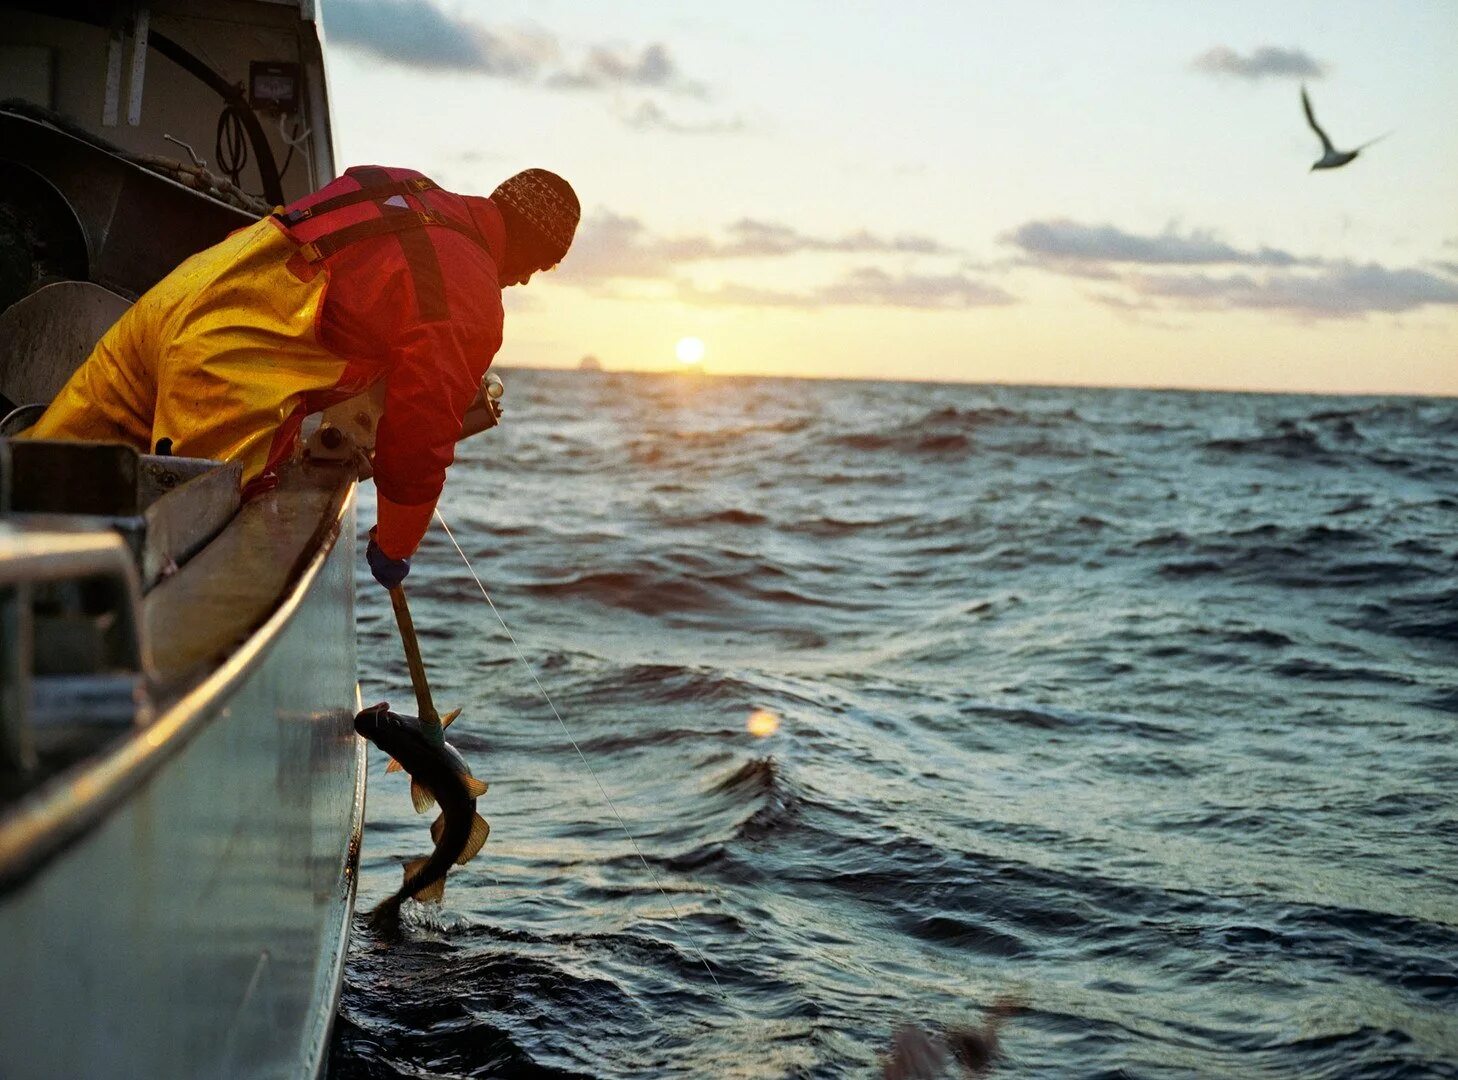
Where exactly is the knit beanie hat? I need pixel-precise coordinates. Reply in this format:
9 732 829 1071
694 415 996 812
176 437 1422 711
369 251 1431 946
491 169 579 266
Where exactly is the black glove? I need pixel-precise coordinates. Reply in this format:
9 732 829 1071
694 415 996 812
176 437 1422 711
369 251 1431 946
366 528 410 590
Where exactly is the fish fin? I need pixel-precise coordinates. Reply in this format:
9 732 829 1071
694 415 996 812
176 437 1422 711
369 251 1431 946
461 774 489 798
405 857 443 903
441 707 462 729
457 813 490 865
385 757 403 774
410 779 436 814
413 874 446 903
430 812 445 846
402 856 446 903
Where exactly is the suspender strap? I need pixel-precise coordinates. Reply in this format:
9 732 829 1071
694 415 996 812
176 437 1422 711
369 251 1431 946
276 175 437 226
296 166 461 322
295 209 485 264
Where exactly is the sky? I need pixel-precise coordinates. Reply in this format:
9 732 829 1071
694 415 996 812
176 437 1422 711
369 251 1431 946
321 1 1458 395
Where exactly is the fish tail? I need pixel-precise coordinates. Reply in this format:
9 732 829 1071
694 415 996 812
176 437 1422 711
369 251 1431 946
364 814 467 934
364 856 443 934
367 894 405 931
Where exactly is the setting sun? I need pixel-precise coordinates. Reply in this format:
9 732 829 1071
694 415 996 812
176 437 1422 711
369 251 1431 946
675 336 706 365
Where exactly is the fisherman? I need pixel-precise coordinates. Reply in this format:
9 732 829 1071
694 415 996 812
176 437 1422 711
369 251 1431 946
23 165 579 587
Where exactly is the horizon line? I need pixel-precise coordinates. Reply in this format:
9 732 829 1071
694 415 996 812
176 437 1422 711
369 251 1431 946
503 362 1458 401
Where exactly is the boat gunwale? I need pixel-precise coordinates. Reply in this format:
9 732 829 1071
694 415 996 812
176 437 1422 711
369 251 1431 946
0 474 358 895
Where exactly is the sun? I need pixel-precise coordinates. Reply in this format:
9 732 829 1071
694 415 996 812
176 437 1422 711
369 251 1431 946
675 336 706 365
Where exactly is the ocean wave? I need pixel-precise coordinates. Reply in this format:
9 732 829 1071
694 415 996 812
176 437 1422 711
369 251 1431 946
1134 529 1192 550
574 725 739 754
1294 524 1368 546
827 429 972 455
1321 559 1441 587
1350 587 1458 644
1139 521 1441 592
658 507 770 528
1204 421 1336 462
570 663 757 707
698 756 802 845
1213 626 1294 647
517 555 845 615
919 404 1025 426
782 513 907 537
1365 451 1456 481
1308 399 1458 437
521 568 721 613
1424 689 1458 714
708 755 779 798
902 912 1031 956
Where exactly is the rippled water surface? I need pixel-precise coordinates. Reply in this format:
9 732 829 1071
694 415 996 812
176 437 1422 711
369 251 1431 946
328 371 1457 1079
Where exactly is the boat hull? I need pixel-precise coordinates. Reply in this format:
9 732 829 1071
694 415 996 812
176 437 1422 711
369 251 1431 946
0 487 363 1080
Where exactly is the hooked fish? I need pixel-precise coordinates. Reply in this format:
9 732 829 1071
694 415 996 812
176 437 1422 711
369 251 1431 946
354 701 490 928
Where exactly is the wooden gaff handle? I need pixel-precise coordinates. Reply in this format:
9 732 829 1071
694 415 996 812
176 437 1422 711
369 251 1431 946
388 584 438 726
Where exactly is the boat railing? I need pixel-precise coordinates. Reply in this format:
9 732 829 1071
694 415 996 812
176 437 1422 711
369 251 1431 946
0 513 150 781
0 438 241 791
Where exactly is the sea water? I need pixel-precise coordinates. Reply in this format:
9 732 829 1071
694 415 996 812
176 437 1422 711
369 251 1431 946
329 370 1457 1079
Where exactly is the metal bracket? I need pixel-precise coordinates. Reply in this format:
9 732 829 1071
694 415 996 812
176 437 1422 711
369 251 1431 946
101 4 150 128
127 6 149 126
102 10 124 127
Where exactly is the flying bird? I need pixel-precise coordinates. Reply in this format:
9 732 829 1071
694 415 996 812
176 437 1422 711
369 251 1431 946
1301 85 1387 171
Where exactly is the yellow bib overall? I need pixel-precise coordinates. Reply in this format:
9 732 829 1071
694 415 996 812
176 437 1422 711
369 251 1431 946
25 218 352 485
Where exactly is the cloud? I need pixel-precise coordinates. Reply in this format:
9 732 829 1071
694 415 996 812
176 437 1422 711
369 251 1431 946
649 219 956 261
816 268 1014 309
560 211 958 282
548 43 704 96
326 0 550 76
713 220 953 258
327 0 704 97
557 211 671 280
1007 217 1458 319
1007 219 1305 268
623 100 745 135
553 211 1001 310
1088 291 1188 330
680 268 1014 311
1126 262 1458 319
1191 45 1327 81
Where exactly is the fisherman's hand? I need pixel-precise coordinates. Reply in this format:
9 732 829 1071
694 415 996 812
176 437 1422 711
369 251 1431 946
366 527 411 589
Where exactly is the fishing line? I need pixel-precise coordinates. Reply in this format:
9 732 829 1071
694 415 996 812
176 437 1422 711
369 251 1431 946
433 508 728 999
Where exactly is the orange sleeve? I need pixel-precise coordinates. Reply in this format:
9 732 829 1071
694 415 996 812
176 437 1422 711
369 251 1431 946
375 490 438 559
371 317 502 559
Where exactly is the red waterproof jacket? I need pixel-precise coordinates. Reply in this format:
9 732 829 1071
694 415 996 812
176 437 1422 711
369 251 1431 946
277 165 506 558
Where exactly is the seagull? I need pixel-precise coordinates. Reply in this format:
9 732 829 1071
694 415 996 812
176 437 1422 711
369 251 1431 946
1302 85 1387 171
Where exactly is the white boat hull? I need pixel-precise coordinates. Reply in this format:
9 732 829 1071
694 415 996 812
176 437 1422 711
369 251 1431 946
0 486 363 1079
